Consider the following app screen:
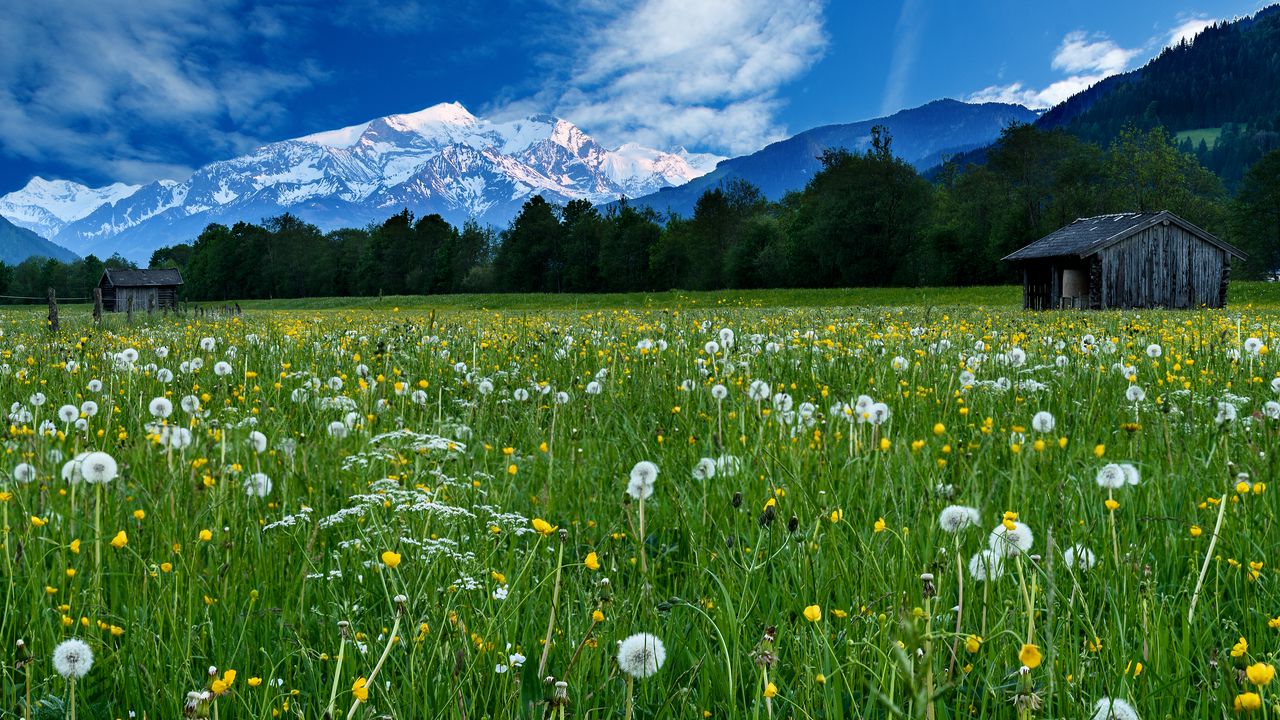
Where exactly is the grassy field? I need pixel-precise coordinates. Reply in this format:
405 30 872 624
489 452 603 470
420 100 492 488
1 287 1280 718
212 280 1280 312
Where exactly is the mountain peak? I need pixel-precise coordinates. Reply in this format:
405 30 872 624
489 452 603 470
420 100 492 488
386 101 478 133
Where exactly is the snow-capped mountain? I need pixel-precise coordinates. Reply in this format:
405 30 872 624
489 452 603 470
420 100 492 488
0 177 141 241
0 102 722 261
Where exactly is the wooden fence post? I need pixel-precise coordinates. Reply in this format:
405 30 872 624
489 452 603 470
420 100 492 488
47 288 59 333
127 296 134 324
93 288 103 325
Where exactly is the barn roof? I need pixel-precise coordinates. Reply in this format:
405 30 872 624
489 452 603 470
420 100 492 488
101 268 184 287
1002 210 1245 262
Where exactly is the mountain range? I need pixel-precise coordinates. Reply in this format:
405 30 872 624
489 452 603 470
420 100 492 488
0 103 721 261
621 99 1040 218
0 99 1039 262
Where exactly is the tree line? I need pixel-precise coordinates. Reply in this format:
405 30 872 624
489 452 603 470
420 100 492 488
2 121 1278 300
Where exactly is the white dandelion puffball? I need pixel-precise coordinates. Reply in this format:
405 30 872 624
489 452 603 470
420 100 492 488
1125 385 1146 403
711 384 728 400
715 455 742 477
748 380 771 401
477 379 494 395
1120 463 1140 486
328 421 348 438
988 521 1034 557
87 379 103 393
14 463 37 484
867 402 891 426
62 456 85 484
165 427 193 450
1096 463 1127 489
80 400 98 417
29 392 47 407
214 361 233 377
1092 697 1140 720
243 473 273 498
81 451 118 484
627 461 658 500
718 327 735 348
248 431 268 453
1271 377 1280 394
1246 337 1264 355
892 355 910 371
1063 544 1097 571
1265 401 1280 420
57 404 79 423
691 458 716 481
1216 402 1238 425
1146 343 1162 358
1007 347 1027 366
585 381 602 395
967 549 1005 581
703 340 720 356
181 395 201 414
149 397 173 419
939 505 981 533
199 337 217 352
616 633 666 679
513 388 530 402
53 638 94 679
1031 411 1055 433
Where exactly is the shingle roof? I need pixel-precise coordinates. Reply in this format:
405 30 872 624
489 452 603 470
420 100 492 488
101 268 184 287
1002 210 1244 262
1002 213 1159 261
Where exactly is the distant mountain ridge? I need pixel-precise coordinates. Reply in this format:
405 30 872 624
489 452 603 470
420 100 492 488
0 215 78 265
622 99 1040 218
0 102 723 261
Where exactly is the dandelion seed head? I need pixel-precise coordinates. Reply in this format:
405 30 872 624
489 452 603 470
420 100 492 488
616 632 666 678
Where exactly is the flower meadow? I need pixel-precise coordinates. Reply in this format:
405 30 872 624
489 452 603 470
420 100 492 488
2 302 1280 719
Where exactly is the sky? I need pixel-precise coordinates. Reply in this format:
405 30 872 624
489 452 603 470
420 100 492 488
0 0 1270 194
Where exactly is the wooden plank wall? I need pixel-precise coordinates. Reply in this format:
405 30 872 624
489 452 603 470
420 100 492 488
1098 224 1227 309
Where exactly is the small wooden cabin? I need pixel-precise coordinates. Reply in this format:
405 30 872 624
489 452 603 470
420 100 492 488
98 268 183 312
1002 211 1245 310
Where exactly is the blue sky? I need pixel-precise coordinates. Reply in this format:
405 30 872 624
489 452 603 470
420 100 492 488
0 0 1269 193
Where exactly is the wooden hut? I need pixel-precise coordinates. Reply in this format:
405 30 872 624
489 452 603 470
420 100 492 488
1002 211 1245 310
98 268 183 312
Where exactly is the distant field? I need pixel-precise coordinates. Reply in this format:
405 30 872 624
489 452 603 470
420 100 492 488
12 282 1280 319
225 280 1280 312
1174 125 1248 150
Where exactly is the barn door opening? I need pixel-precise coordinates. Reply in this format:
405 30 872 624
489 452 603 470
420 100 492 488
1061 266 1090 309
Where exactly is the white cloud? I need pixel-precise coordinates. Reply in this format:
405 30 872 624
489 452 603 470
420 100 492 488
967 29 1142 110
0 0 321 185
881 0 926 116
517 0 827 157
1051 31 1141 75
1166 17 1216 47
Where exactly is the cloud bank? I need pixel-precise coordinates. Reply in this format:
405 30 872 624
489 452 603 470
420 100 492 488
0 0 322 184
967 16 1219 110
526 0 828 157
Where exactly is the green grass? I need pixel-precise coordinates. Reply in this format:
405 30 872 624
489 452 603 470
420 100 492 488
1174 125 1248 151
0 291 1278 718
230 286 1023 312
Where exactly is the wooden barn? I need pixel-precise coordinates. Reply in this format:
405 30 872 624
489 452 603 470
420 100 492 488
98 268 183 312
1002 211 1245 310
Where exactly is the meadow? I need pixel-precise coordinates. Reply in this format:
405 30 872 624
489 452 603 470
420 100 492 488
3 285 1280 719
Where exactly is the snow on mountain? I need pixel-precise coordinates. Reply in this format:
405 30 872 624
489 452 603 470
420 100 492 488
0 101 724 261
0 177 141 240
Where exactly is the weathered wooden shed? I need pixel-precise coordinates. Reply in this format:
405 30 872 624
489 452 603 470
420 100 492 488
1002 211 1245 310
98 268 183 312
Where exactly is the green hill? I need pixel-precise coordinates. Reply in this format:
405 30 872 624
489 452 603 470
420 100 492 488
1037 4 1280 186
0 215 79 265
